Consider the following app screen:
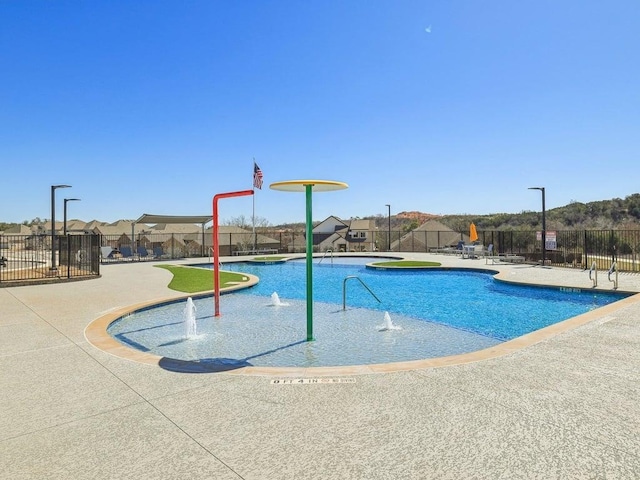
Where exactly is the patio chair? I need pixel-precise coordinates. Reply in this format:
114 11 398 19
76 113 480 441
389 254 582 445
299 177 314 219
485 244 501 264
473 244 488 258
153 246 164 259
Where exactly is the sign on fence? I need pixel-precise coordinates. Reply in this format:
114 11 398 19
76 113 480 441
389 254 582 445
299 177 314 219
536 230 557 250
546 231 557 250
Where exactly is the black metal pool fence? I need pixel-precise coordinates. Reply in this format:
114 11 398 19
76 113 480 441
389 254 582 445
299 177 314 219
2 229 639 284
0 234 100 284
97 229 640 272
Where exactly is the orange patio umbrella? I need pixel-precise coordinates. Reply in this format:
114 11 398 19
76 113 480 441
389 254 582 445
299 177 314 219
469 223 478 243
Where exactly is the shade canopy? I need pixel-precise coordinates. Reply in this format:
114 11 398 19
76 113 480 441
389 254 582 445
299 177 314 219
270 180 348 192
135 214 212 225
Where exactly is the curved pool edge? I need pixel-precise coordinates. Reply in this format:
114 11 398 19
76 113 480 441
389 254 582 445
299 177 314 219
492 269 639 295
366 264 500 275
85 279 640 376
84 275 259 366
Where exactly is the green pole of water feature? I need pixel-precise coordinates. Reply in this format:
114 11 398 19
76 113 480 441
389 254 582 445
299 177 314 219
269 179 348 343
305 184 314 341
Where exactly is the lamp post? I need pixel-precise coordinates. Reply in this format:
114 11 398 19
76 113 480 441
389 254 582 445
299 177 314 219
528 187 546 266
386 204 391 251
50 184 71 271
63 198 81 235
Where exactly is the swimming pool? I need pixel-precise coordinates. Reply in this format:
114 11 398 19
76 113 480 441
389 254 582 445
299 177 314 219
106 258 628 368
227 259 623 340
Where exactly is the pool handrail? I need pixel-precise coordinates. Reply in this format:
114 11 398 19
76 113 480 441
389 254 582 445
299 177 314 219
608 261 618 290
343 275 381 310
318 248 334 265
589 261 597 288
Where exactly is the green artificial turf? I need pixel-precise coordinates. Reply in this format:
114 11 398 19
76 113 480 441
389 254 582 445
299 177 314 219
156 264 250 293
370 260 441 267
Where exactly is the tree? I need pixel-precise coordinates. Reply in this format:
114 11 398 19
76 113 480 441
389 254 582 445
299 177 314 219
402 219 420 232
0 222 15 231
223 215 270 229
625 194 640 219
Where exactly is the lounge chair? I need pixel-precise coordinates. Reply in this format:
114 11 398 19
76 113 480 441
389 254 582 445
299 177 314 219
137 246 150 260
119 246 133 260
153 247 164 259
485 245 526 264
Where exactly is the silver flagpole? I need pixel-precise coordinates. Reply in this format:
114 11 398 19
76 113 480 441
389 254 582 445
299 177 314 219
252 158 256 252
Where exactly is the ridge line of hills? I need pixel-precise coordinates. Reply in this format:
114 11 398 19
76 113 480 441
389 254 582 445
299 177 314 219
363 193 640 232
3 194 640 233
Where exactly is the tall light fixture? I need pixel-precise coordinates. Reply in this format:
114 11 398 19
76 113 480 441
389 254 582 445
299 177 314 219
385 204 391 251
528 187 546 266
50 184 71 271
63 198 81 235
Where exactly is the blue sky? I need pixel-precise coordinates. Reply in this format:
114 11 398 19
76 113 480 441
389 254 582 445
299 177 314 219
1 1 638 225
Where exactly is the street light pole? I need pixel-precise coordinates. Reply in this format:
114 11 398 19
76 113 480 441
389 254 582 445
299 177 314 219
385 204 391 251
63 198 81 235
528 187 546 266
50 185 71 271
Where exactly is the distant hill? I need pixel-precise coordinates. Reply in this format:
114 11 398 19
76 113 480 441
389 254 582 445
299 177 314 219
4 194 640 233
266 194 640 231
395 211 440 224
435 193 640 233
360 193 640 233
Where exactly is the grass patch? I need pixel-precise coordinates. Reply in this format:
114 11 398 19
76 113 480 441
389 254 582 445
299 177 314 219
156 265 250 293
370 260 441 267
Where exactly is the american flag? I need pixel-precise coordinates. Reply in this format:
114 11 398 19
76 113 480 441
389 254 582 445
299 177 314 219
253 162 263 189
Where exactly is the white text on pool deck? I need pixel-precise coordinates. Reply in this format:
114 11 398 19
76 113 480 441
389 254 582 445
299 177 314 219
270 378 356 385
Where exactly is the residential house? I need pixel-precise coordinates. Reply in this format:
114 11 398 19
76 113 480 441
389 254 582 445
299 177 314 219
1 224 34 250
313 217 377 252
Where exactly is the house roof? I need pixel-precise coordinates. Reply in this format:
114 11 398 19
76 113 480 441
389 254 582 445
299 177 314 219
149 223 204 234
200 226 280 247
1 224 32 235
413 219 457 232
312 216 348 232
92 225 133 237
139 233 186 244
65 220 89 231
135 214 212 225
348 219 374 230
394 219 464 249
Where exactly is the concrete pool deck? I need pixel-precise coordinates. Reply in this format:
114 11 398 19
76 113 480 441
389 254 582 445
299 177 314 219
2 254 640 478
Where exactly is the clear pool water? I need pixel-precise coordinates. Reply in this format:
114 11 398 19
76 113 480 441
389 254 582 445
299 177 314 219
107 258 627 368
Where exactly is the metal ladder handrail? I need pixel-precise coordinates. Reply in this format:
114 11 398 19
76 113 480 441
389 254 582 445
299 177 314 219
343 275 381 310
589 261 597 287
608 261 618 290
318 248 334 265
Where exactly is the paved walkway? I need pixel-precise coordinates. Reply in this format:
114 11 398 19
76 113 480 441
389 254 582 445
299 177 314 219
1 254 639 479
